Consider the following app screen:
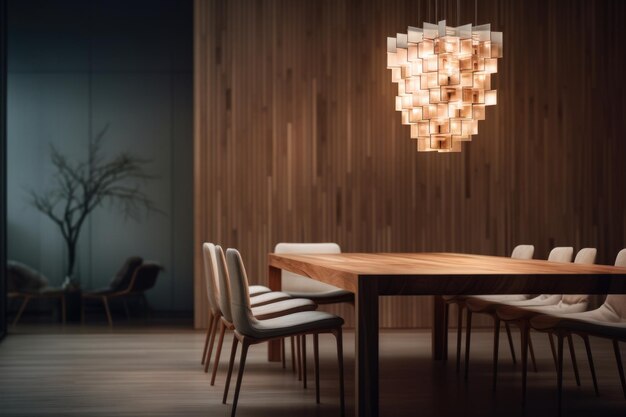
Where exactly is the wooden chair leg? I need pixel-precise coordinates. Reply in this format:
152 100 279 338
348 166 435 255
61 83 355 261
567 334 581 386
204 315 219 373
223 336 239 404
102 296 113 327
557 334 565 417
334 328 345 417
520 323 529 407
231 339 250 417
201 313 214 365
528 331 538 372
302 334 308 389
492 317 501 391
60 295 65 324
443 302 450 360
456 303 464 373
582 335 599 396
211 320 227 386
613 339 626 399
12 296 30 326
504 322 517 364
549 332 558 370
464 309 472 380
313 333 320 404
281 338 286 369
296 334 302 381
290 336 296 373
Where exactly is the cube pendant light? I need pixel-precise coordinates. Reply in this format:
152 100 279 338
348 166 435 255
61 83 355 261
387 20 503 152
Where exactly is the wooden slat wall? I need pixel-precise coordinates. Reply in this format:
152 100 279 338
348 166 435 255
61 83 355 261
193 0 626 329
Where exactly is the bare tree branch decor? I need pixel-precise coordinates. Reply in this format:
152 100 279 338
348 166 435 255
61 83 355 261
29 126 160 281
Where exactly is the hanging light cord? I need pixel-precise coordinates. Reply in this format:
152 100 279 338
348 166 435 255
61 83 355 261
475 0 478 25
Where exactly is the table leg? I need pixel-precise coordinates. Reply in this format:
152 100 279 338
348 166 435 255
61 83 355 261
432 295 446 360
356 278 379 417
267 265 282 362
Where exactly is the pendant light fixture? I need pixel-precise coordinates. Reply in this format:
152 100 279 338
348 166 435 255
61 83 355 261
387 18 502 152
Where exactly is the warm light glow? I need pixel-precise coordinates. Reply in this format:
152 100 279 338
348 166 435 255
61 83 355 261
387 20 503 152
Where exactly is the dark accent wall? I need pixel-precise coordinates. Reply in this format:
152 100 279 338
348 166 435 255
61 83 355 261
1 0 7 338
7 0 193 312
194 0 626 328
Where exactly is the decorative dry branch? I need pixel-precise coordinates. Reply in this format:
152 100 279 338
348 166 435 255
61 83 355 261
29 125 160 279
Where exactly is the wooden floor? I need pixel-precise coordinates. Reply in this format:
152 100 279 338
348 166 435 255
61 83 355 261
0 325 625 417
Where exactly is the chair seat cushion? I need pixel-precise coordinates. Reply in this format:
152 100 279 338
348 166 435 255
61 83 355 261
249 285 271 297
497 301 588 321
249 291 291 307
531 306 626 339
466 294 529 313
245 311 344 339
252 298 317 320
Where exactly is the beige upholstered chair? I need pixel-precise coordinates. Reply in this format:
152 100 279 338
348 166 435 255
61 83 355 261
209 245 316 385
462 244 535 382
495 247 596 404
443 245 534 373
201 242 291 370
201 243 314 377
531 249 626 414
275 242 353 381
223 248 345 417
275 243 353 303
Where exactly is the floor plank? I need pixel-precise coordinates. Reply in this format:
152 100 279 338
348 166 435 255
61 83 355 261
0 326 625 416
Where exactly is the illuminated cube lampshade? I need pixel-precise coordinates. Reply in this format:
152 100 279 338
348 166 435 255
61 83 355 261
387 20 502 152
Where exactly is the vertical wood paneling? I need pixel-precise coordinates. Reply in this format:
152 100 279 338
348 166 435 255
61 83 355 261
194 0 626 329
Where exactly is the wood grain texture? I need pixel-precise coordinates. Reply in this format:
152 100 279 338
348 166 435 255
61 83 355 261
194 0 626 329
269 253 626 298
3 328 626 417
270 253 626 277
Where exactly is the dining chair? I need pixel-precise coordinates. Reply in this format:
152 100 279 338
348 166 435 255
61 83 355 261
495 247 596 405
275 242 354 381
462 244 535 383
82 262 162 326
530 248 626 415
441 245 535 373
223 248 345 417
209 244 317 385
201 242 291 370
202 243 299 367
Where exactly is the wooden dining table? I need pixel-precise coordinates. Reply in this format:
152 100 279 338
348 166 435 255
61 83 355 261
266 252 626 417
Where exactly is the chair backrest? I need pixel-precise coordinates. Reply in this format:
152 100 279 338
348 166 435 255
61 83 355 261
547 247 574 263
109 256 143 291
511 245 534 260
215 245 234 323
574 248 597 265
274 243 342 293
6 260 48 293
605 249 626 319
128 263 162 292
561 248 597 305
202 242 221 315
226 248 260 336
